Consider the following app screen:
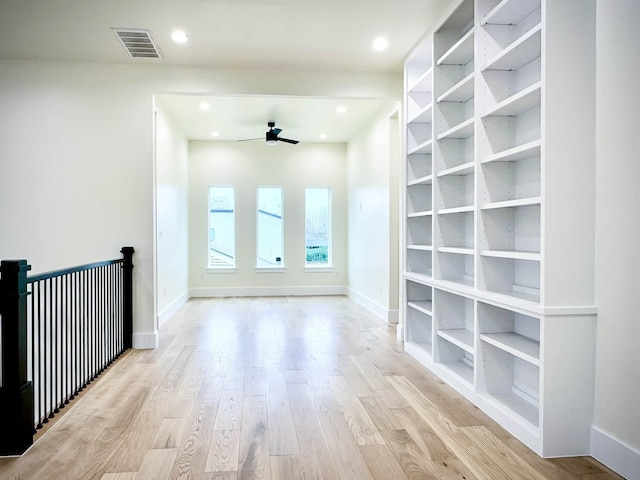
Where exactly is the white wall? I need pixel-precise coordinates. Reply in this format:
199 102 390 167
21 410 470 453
188 141 347 295
0 58 400 347
155 98 189 325
591 1 640 477
347 103 400 322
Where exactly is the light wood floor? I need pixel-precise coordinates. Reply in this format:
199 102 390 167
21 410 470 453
0 296 624 480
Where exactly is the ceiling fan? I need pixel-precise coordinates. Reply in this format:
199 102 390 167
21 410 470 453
238 121 299 145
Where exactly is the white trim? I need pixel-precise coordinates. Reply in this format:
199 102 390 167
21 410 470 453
133 331 159 349
347 288 397 324
157 290 189 327
591 426 640 480
207 267 237 274
189 285 347 298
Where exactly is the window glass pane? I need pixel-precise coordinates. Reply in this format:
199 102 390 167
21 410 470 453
209 186 235 267
257 187 283 267
305 188 331 265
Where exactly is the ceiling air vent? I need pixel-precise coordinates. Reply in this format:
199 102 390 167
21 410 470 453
113 29 163 59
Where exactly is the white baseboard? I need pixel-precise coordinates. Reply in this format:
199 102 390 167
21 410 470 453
347 288 397 324
591 426 640 480
133 331 159 350
158 290 189 327
189 285 348 298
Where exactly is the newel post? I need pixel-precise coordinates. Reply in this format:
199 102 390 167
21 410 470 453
121 247 134 349
0 260 34 455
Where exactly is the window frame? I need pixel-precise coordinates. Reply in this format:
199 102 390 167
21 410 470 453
304 187 333 269
256 186 285 270
207 185 236 271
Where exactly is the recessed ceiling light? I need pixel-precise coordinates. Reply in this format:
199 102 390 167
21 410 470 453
372 36 389 52
336 105 347 114
199 102 210 111
319 134 327 140
171 30 189 44
211 131 220 137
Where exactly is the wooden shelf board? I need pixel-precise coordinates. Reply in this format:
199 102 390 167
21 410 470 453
437 161 474 177
480 333 540 365
482 24 541 72
481 0 540 26
408 139 433 155
408 103 433 124
437 205 474 215
483 82 541 117
408 175 433 186
437 117 474 140
480 250 540 261
437 247 474 256
407 244 433 251
437 72 475 103
485 391 539 427
438 328 474 353
482 140 541 163
407 210 433 218
437 28 475 66
481 196 541 210
408 300 433 315
483 287 540 305
408 66 433 92
437 277 475 291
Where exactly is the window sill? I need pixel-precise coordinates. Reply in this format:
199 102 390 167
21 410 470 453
255 267 286 273
304 265 334 273
207 267 237 274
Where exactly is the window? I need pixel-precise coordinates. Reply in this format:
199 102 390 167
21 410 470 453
208 186 235 268
257 187 284 268
305 187 331 266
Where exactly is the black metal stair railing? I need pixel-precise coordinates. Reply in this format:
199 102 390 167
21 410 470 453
0 247 134 455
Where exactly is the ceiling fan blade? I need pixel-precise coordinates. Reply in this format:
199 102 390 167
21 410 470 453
278 137 299 144
272 128 282 135
237 137 262 142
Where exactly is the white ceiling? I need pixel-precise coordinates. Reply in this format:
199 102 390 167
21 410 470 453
0 0 453 143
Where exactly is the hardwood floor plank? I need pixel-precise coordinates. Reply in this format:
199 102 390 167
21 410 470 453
266 368 299 455
350 354 392 391
100 473 136 480
213 390 243 431
170 402 218 479
152 417 190 449
378 428 442 480
358 395 405 431
270 455 305 480
317 410 375 480
287 383 339 480
359 444 408 480
205 430 240 473
135 448 178 480
244 366 267 397
238 395 271 479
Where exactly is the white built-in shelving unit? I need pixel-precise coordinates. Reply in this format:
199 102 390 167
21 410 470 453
401 0 596 458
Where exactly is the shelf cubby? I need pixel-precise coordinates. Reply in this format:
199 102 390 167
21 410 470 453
479 255 540 303
480 341 540 427
437 117 475 140
406 280 434 356
437 170 474 210
407 122 433 155
407 152 432 182
482 82 541 118
406 249 433 279
437 28 475 67
480 154 540 204
407 215 432 247
435 289 475 346
437 211 474 249
436 136 474 171
408 102 433 124
407 182 432 214
481 139 540 164
436 250 475 287
437 71 475 103
480 203 540 253
480 106 540 157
